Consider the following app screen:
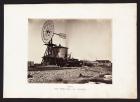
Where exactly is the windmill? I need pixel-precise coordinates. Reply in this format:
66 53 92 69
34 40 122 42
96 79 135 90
41 20 68 66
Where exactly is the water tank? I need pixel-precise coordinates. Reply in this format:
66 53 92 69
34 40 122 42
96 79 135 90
58 47 68 58
52 46 68 58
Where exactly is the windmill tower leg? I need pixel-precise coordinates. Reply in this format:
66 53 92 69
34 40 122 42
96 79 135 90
41 46 48 65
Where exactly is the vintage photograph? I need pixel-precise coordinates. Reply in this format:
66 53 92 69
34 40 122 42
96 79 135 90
4 4 136 98
28 19 112 84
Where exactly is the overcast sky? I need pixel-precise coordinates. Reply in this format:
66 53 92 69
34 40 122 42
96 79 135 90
28 19 112 63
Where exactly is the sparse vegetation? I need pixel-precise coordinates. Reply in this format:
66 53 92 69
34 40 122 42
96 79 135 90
28 66 112 84
55 77 63 82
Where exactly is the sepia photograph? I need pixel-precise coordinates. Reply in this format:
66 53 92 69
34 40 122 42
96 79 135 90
28 19 112 84
4 4 136 98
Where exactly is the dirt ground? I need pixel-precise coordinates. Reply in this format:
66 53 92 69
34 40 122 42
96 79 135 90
28 66 112 84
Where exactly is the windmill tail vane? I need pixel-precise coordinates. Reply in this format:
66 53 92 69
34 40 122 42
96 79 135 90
54 33 67 39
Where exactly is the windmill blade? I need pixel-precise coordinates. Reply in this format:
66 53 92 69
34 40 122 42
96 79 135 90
54 33 67 39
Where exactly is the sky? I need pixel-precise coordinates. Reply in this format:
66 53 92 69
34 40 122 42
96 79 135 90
28 19 112 63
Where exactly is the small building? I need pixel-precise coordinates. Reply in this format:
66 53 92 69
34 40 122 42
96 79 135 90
96 60 112 67
28 61 34 67
96 60 111 63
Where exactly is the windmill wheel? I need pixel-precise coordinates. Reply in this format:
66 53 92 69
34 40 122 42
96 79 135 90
41 20 54 44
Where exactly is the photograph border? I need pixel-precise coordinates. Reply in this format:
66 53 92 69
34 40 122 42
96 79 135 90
1 0 139 102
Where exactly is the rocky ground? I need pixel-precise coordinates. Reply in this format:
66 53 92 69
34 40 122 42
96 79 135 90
28 66 112 84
